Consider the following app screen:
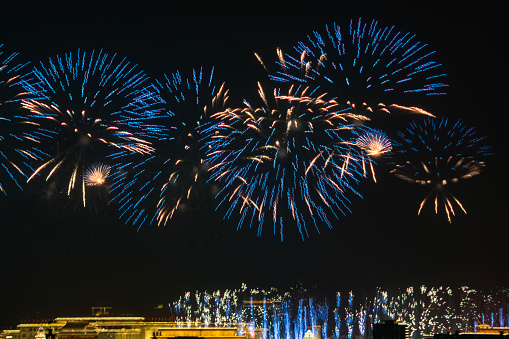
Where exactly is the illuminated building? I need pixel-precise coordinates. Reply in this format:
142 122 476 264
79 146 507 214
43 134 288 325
1 317 243 339
34 328 46 339
431 324 509 338
0 330 21 339
303 328 315 339
475 324 509 335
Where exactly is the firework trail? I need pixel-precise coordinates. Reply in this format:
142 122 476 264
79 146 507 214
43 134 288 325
390 117 491 222
109 67 228 229
200 82 368 240
0 44 42 195
257 18 447 116
20 49 164 208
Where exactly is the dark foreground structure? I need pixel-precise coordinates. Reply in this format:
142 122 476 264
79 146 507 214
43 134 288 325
373 320 409 339
433 323 509 339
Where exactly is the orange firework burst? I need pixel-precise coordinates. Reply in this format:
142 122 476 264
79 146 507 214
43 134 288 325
355 129 392 157
351 128 392 183
84 163 111 186
391 117 492 223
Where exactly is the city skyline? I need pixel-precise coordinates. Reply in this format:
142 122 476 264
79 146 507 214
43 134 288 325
0 1 506 330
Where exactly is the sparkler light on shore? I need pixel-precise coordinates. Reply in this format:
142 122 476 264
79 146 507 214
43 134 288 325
200 83 368 240
168 284 509 338
109 67 228 229
0 44 42 195
390 117 492 222
257 18 447 116
20 49 164 207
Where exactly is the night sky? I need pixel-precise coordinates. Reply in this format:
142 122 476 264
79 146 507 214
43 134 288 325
0 1 506 328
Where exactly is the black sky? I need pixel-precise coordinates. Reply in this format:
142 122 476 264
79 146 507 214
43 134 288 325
0 1 507 328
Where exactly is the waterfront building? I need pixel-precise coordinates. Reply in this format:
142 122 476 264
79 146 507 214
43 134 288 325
432 324 509 338
475 324 509 335
1 317 243 339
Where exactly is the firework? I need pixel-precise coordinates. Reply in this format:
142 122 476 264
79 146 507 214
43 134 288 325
355 128 392 157
390 117 491 222
0 44 42 195
84 162 111 186
351 127 392 182
200 82 368 240
168 285 509 338
109 67 228 228
20 49 164 207
257 18 447 116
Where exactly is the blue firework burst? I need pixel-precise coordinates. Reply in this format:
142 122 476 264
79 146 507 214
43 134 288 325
200 83 368 241
391 117 492 222
20 49 165 207
0 44 42 195
258 18 447 115
109 67 228 229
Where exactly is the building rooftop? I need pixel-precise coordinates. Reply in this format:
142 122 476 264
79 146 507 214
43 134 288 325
55 318 145 322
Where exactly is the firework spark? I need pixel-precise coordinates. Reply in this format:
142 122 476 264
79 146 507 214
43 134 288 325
390 117 491 222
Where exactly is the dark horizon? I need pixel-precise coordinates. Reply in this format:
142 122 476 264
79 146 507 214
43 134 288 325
0 1 507 329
